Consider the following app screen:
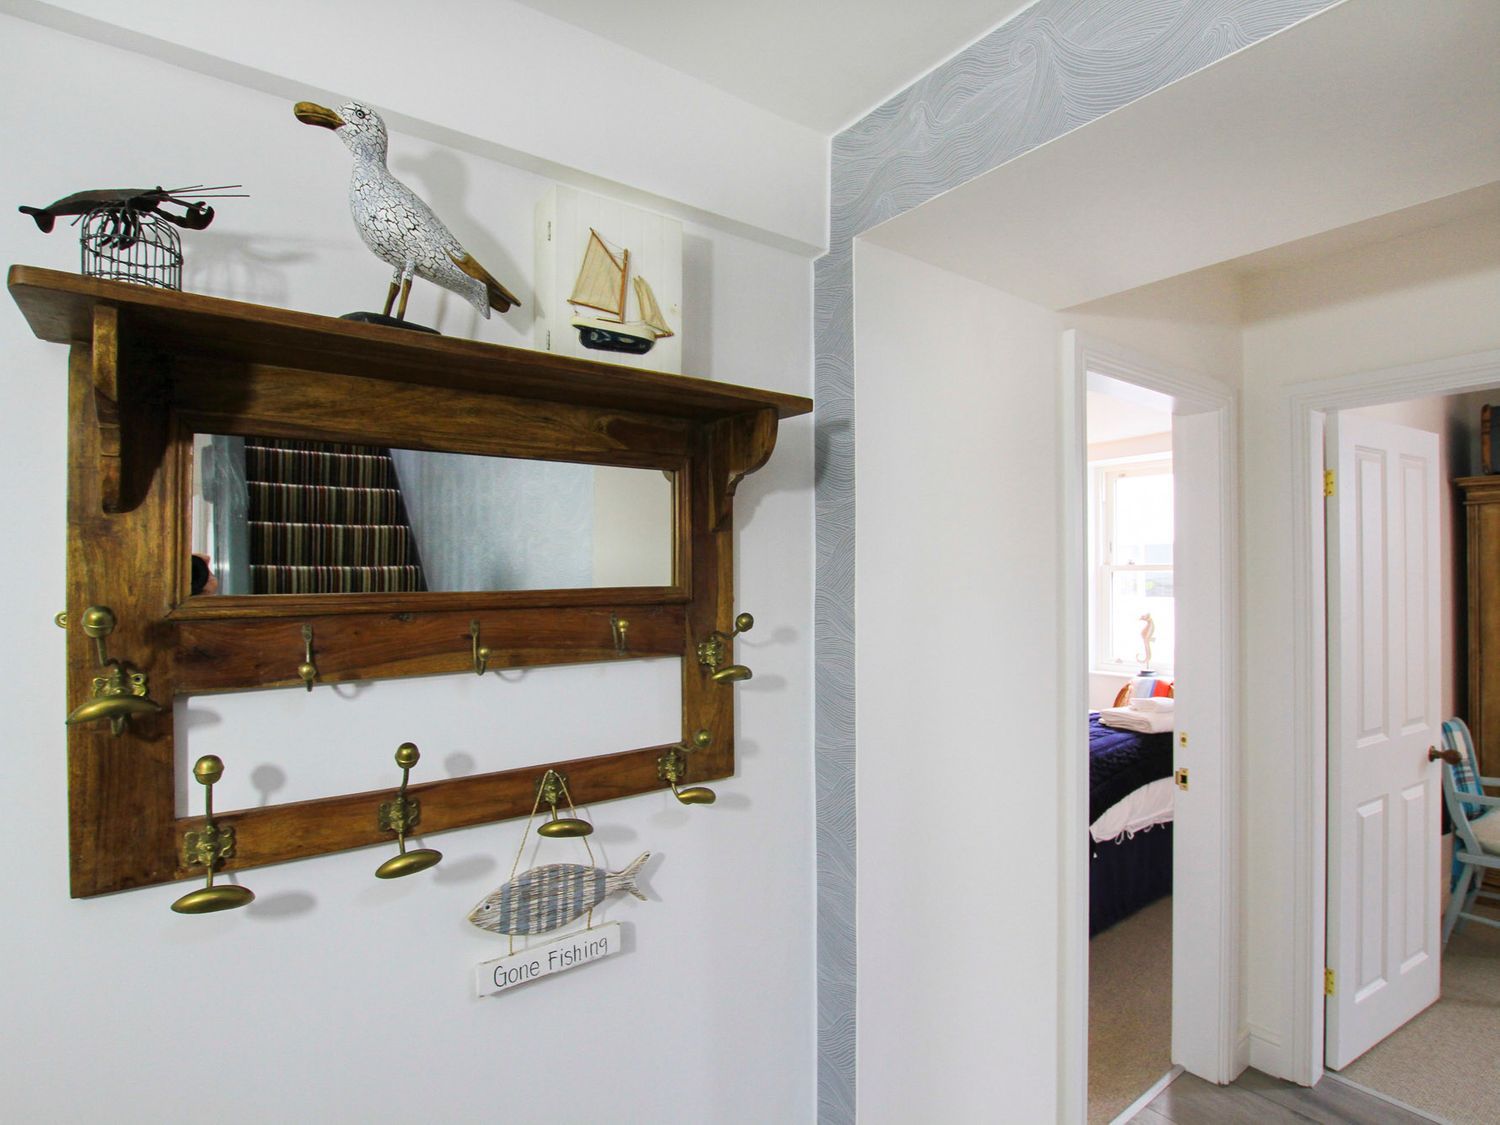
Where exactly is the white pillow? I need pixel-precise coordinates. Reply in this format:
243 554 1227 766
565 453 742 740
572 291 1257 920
1129 696 1175 713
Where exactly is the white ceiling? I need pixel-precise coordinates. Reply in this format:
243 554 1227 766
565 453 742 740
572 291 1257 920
1221 180 1500 279
862 0 1500 310
1086 390 1171 446
508 0 1033 133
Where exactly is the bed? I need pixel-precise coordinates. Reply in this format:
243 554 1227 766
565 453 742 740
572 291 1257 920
1089 711 1175 936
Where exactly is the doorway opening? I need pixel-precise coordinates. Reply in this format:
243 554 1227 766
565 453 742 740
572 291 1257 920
1317 387 1500 1124
1063 333 1239 1123
1083 375 1176 1125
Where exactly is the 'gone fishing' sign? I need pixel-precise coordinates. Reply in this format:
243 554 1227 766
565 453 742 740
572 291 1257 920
474 922 622 997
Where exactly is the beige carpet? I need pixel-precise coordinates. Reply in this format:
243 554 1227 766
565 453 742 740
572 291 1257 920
1089 896 1173 1125
1340 912 1500 1124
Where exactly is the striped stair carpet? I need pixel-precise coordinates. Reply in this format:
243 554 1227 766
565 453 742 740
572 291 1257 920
245 439 427 594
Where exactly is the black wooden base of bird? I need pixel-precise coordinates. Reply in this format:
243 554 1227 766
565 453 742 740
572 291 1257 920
340 310 440 335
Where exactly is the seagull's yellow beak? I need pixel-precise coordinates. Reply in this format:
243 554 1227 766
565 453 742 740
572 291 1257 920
293 101 344 130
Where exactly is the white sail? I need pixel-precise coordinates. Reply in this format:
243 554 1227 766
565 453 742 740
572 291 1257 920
569 229 624 318
633 276 673 339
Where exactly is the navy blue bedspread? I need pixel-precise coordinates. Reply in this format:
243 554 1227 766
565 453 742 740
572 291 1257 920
1089 713 1173 824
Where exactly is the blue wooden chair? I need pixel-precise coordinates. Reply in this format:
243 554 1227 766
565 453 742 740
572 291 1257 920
1439 717 1500 945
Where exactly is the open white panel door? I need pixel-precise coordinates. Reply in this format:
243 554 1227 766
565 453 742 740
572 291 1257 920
1325 413 1442 1070
1170 409 1231 1081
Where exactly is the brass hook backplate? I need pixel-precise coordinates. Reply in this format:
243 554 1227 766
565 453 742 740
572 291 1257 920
378 793 421 836
183 822 236 869
611 612 630 653
536 769 567 809
697 634 728 670
657 748 687 786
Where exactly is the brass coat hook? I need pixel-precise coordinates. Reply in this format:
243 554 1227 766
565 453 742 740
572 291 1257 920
697 611 755 683
375 742 443 878
64 605 165 735
536 769 593 837
172 756 255 913
658 732 717 805
470 619 491 676
611 612 630 654
298 624 318 691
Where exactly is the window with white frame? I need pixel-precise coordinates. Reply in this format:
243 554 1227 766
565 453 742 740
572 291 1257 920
1092 456 1174 674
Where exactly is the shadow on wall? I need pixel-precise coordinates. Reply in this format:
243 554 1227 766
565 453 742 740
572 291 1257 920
681 232 714 374
394 146 532 337
185 229 321 308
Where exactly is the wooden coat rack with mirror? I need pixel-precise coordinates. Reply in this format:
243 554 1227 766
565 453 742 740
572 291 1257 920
10 265 811 899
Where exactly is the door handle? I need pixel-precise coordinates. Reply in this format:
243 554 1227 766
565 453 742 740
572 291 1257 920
1428 745 1462 765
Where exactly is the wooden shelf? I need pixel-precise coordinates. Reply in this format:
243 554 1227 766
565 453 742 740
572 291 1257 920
8 265 812 422
12 265 809 898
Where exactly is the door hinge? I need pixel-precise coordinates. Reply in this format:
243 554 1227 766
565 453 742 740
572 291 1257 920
546 329 551 351
547 220 552 241
1324 968 1335 996
1324 469 1336 498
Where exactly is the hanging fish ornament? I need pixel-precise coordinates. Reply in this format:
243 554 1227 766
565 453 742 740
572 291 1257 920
468 853 649 936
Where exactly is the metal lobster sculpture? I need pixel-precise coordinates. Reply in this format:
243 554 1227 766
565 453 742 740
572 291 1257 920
18 184 243 249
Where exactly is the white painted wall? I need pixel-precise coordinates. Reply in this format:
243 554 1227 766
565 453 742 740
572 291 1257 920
1240 208 1500 1078
852 239 1243 1117
1 16 814 1121
855 239 1064 1122
5 0 830 253
1064 267 1245 383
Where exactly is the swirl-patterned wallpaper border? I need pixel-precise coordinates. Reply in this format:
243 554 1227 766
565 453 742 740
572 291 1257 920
814 2 1337 1119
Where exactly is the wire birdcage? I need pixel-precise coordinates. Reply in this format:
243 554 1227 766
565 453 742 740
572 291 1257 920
79 205 183 290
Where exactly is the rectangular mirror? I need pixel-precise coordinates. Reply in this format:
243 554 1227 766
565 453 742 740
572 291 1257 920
190 435 676 595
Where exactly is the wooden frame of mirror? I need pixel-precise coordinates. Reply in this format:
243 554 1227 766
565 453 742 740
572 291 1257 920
10 265 812 898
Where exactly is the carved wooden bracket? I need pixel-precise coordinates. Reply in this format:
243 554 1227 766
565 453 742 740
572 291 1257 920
711 408 779 530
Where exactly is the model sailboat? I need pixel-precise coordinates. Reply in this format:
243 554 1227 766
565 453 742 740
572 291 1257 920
568 228 674 355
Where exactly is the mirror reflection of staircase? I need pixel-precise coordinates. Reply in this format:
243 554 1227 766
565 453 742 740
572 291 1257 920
245 439 427 594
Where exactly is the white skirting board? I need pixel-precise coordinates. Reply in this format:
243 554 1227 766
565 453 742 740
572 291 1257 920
1108 1065 1183 1125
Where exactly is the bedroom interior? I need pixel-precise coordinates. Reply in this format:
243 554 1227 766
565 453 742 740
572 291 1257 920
1084 384 1177 1125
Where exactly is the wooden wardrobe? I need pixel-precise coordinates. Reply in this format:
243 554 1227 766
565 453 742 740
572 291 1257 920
1459 475 1500 776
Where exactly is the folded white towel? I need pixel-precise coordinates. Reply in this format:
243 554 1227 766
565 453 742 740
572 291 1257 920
1099 706 1173 734
1129 696 1175 713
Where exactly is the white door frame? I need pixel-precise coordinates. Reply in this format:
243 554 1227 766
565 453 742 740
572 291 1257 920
1059 330 1242 1119
1285 347 1500 1085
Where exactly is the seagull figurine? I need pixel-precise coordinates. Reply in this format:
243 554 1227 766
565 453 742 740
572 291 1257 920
293 99 519 324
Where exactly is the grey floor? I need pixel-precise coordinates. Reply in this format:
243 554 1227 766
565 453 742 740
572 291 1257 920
1129 1068 1434 1124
